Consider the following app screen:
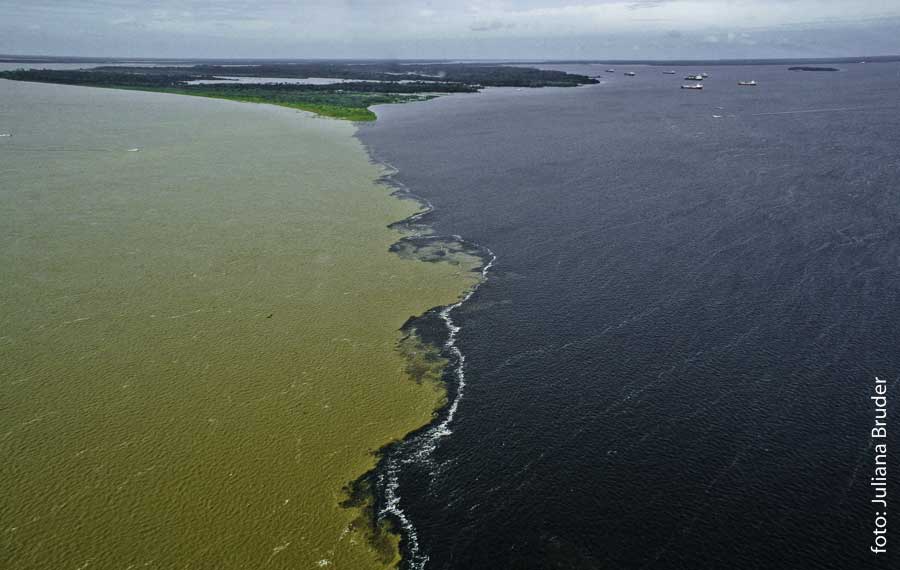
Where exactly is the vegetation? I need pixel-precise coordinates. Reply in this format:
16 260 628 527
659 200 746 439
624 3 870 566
88 62 598 87
148 86 444 121
0 62 596 120
171 93 385 121
0 69 462 121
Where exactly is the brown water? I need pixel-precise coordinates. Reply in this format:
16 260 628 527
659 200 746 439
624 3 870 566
0 80 478 569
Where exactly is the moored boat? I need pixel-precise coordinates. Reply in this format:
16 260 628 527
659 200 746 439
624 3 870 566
681 83 704 90
685 74 704 81
738 80 757 86
624 71 636 76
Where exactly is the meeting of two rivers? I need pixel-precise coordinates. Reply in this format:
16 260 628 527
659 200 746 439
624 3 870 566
2 60 900 570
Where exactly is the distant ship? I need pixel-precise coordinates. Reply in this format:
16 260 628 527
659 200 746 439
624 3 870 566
685 74 704 81
624 72 636 76
605 69 616 73
663 70 676 74
738 80 757 86
681 84 704 90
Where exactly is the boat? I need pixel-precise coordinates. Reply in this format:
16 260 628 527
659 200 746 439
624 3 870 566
685 74 704 81
624 72 636 76
701 73 709 78
738 80 757 86
681 84 704 90
605 69 616 73
663 70 676 74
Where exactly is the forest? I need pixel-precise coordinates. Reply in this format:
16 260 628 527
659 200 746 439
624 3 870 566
0 62 597 120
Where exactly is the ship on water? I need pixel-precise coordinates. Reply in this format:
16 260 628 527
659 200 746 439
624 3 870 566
738 80 757 86
681 83 704 90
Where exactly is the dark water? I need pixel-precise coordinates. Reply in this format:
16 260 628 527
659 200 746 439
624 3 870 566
358 63 900 570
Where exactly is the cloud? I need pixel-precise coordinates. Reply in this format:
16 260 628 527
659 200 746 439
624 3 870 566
629 0 668 9
470 19 515 32
0 1 898 58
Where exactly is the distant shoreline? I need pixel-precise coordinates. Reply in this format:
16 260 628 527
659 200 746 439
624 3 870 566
0 63 595 121
3 54 899 66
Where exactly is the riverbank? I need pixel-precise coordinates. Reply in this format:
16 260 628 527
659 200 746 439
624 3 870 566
0 64 597 122
0 80 481 569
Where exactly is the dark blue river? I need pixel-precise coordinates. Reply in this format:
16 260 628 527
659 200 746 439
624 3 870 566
359 62 900 569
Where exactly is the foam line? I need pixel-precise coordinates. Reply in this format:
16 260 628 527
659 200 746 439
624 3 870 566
365 151 495 569
378 247 495 570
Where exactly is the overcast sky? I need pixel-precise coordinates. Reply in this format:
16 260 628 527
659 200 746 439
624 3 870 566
2 1 899 60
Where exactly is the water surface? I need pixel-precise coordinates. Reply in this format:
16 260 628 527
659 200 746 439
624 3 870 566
359 62 900 569
0 80 476 569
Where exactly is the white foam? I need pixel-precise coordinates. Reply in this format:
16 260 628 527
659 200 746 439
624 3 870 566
378 160 436 229
371 153 498 569
378 245 496 570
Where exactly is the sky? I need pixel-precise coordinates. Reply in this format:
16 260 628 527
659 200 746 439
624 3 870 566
1 1 899 60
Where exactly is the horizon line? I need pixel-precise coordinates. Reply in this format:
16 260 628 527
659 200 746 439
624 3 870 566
3 53 900 65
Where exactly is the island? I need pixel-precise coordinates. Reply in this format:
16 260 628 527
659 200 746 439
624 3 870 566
0 62 597 121
788 66 840 72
